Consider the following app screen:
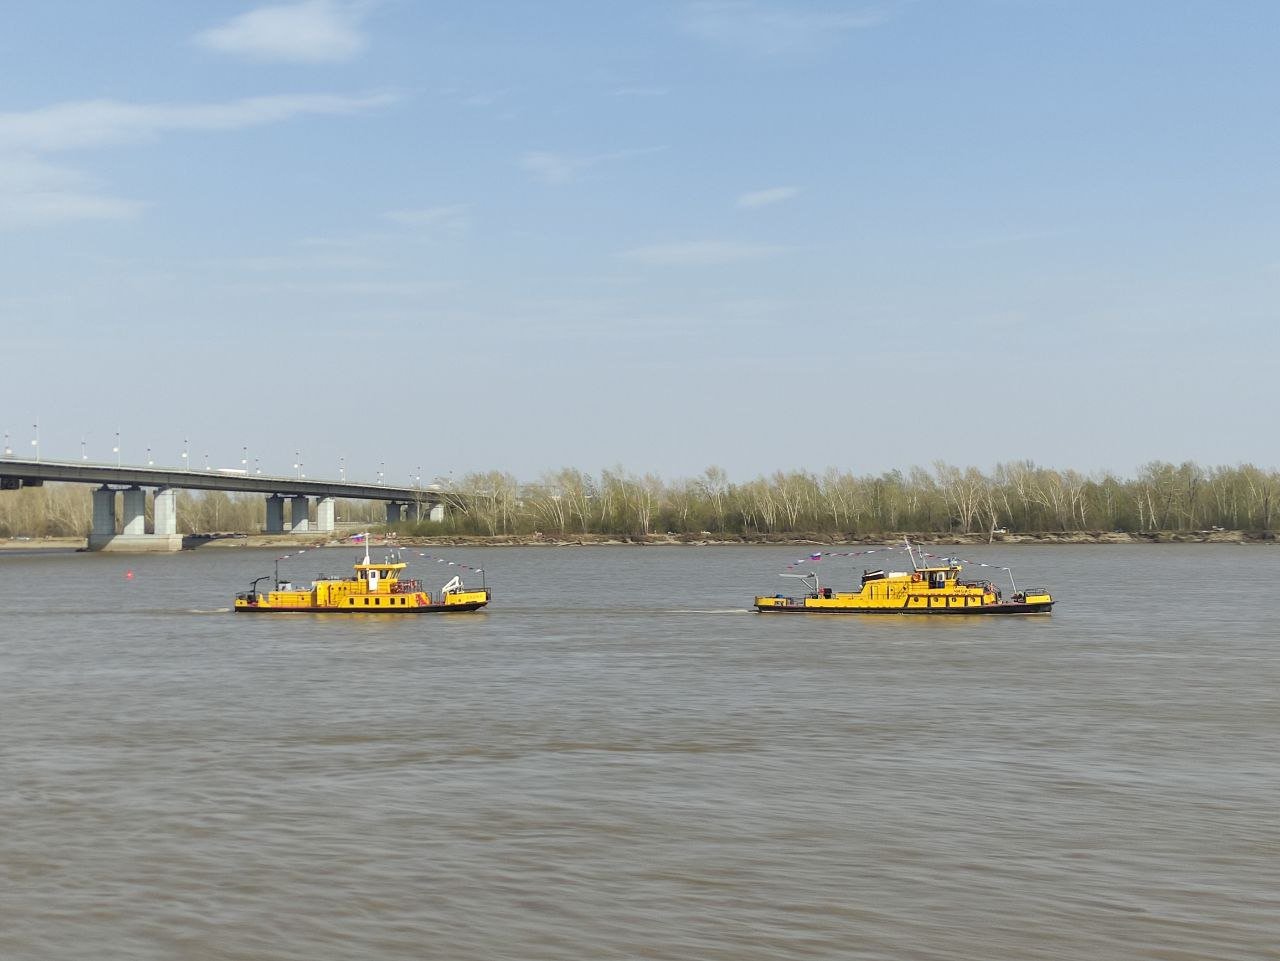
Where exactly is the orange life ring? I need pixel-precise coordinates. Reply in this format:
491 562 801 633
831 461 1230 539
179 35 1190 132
911 573 921 582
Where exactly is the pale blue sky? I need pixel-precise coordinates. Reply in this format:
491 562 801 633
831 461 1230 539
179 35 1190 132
2 1 1277 484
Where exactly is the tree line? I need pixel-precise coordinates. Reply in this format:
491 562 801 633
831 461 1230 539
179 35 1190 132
2 461 1276 540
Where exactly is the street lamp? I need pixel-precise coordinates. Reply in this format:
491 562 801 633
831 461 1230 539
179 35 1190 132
182 437 189 470
204 452 210 471
378 462 385 485
339 456 345 482
147 447 153 466
81 436 87 461
241 446 248 469
3 432 11 457
114 429 121 467
32 420 39 462
255 457 261 475
294 450 302 479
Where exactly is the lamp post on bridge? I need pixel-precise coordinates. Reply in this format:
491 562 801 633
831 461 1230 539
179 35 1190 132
3 432 11 457
182 438 189 471
114 429 121 467
242 446 248 471
81 436 87 461
32 421 39 463
294 450 303 479
147 447 153 466
340 456 345 482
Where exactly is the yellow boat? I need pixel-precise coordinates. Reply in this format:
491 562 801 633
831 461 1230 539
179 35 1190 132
754 542 1053 615
234 544 490 614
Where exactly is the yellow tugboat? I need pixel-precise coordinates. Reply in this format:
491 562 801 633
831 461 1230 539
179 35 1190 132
754 541 1053 615
234 543 490 614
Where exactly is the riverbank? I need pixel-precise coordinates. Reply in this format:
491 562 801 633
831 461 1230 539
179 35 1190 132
363 529 1273 547
5 529 1273 552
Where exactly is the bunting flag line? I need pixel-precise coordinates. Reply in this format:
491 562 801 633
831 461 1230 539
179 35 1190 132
409 551 484 574
780 544 1011 576
273 546 483 574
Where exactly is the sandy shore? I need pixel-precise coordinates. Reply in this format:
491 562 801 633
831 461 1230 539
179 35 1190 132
3 529 1272 552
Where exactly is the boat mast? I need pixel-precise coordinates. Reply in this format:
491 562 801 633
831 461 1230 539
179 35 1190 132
781 571 820 593
904 537 919 572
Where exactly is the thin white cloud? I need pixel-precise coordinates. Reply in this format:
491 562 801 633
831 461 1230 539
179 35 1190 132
195 0 370 64
221 252 385 272
0 155 144 229
619 240 785 266
462 89 512 108
383 204 470 230
520 146 667 185
736 185 799 209
612 86 670 98
0 93 395 153
682 1 890 56
521 151 580 185
211 276 455 299
0 93 394 229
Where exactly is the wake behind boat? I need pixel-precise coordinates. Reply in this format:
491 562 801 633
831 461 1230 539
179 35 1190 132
234 540 490 614
754 540 1053 615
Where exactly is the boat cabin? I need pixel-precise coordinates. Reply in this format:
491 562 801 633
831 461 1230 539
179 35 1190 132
354 560 408 593
861 564 960 591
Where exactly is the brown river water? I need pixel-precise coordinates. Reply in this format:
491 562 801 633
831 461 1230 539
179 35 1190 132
1 544 1277 960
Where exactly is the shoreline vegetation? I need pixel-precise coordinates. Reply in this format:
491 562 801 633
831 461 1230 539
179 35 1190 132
1 461 1276 545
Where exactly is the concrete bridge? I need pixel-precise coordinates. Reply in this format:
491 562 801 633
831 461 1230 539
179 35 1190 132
0 457 444 551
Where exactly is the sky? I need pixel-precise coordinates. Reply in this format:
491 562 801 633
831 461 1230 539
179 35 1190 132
2 0 1278 486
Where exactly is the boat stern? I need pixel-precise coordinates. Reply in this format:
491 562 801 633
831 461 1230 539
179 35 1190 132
442 588 491 610
1014 588 1054 612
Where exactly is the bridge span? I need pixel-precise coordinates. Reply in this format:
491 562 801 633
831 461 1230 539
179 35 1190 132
0 457 444 551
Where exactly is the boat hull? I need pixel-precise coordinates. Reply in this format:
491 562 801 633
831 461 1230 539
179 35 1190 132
234 601 487 614
754 600 1053 615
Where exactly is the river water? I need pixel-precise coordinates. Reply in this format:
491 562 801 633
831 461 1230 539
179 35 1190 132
1 544 1276 960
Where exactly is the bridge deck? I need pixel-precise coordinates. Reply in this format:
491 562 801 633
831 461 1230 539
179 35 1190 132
0 458 441 502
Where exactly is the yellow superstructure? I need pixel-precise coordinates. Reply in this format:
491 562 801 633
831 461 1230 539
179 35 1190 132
754 548 1053 615
234 547 489 614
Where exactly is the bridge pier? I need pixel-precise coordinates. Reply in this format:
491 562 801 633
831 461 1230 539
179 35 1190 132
386 502 405 525
88 485 183 551
290 495 310 533
412 499 445 522
265 495 285 534
89 486 117 549
122 487 146 536
317 497 335 533
154 487 177 536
